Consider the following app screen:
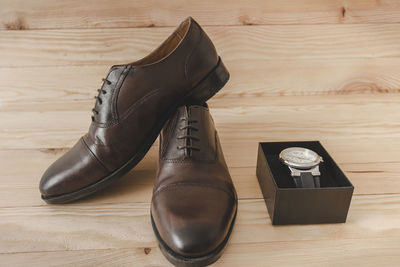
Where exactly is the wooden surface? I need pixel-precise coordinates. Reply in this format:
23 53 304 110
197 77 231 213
1 1 400 266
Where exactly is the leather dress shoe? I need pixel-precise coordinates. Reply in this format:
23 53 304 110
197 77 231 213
39 17 230 203
151 104 238 267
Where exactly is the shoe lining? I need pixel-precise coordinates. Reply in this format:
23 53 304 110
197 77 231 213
129 19 191 66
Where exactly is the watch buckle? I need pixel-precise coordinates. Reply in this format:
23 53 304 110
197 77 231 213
289 165 321 177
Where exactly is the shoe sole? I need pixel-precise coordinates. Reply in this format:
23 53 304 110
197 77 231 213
150 206 237 267
41 57 230 204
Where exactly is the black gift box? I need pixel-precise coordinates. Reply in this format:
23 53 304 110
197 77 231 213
256 141 354 225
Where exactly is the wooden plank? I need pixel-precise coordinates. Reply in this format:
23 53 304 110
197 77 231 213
1 95 400 149
0 3 399 266
1 247 169 267
2 0 400 30
1 162 400 208
1 58 400 106
2 24 400 67
2 237 400 266
0 139 395 175
0 195 400 254
220 238 400 267
0 141 399 208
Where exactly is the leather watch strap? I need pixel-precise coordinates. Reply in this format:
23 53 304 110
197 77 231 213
293 176 302 188
296 172 320 188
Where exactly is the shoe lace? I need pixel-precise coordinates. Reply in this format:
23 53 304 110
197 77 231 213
177 118 200 152
91 78 112 122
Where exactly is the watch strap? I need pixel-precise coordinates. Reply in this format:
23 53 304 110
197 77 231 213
297 172 320 188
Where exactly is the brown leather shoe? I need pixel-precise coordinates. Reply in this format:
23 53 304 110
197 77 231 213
151 104 238 267
39 17 230 204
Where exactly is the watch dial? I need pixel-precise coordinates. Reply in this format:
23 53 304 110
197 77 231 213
280 147 320 168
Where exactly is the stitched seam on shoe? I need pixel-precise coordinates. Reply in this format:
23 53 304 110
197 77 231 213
152 182 235 201
157 180 235 193
161 159 216 164
160 110 179 159
85 132 106 147
88 87 164 148
112 65 132 121
184 26 203 80
92 87 163 130
118 87 163 122
81 137 110 172
92 65 130 127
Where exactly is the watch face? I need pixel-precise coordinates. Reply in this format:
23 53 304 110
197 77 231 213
279 147 322 169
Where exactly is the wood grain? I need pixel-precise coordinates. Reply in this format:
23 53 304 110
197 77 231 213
1 58 400 106
2 0 400 30
1 95 400 149
2 238 399 267
1 196 400 256
1 2 400 266
1 138 400 208
4 138 399 175
2 24 400 67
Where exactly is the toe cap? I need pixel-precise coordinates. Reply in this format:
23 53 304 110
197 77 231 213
39 138 108 198
151 184 237 257
39 168 64 197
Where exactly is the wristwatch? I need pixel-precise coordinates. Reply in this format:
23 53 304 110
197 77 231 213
279 147 323 188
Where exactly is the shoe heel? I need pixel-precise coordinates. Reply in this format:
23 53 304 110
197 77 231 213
186 57 229 104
